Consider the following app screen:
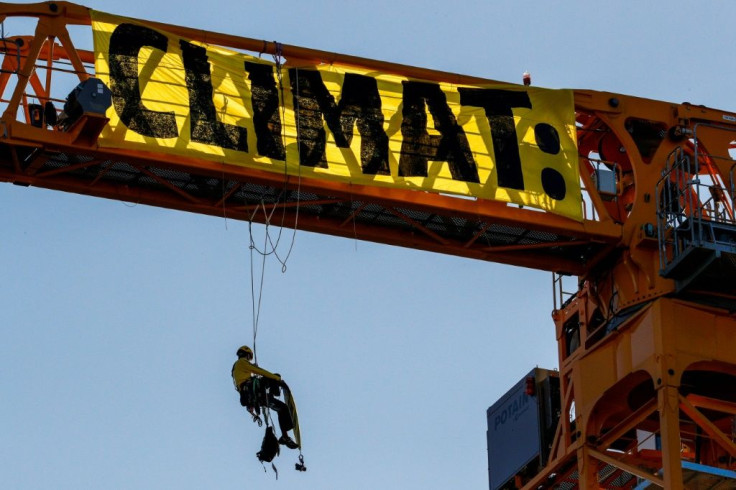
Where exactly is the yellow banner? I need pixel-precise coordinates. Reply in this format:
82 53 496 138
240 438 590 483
91 11 581 220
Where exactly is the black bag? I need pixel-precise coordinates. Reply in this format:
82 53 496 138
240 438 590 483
257 426 280 463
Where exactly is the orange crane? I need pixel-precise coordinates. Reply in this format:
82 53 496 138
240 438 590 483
2 3 736 488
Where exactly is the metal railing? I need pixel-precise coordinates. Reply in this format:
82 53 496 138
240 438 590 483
552 272 577 311
656 126 736 275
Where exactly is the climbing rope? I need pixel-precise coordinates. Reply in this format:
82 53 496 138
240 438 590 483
243 48 308 473
249 216 268 365
248 43 302 362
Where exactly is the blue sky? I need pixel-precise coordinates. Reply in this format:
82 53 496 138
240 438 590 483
2 1 736 489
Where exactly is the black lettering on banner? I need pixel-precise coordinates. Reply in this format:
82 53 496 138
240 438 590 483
457 88 531 191
244 62 285 161
535 123 566 200
399 81 479 183
288 69 389 173
179 40 248 152
109 23 178 138
534 123 560 154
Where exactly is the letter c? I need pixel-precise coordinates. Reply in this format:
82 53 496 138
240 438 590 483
108 23 178 138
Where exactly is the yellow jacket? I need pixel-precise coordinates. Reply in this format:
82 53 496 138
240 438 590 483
231 358 281 390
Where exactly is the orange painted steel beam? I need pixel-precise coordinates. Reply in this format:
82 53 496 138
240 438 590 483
596 398 658 450
686 394 736 416
0 124 617 242
588 447 665 488
0 2 622 279
525 298 736 488
679 395 736 460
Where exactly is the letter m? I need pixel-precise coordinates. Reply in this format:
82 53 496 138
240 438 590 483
288 69 389 174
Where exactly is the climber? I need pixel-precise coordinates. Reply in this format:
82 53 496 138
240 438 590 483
232 345 299 449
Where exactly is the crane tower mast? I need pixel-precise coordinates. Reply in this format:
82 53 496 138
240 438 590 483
2 3 736 488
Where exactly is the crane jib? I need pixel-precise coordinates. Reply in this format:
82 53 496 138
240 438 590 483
91 10 582 221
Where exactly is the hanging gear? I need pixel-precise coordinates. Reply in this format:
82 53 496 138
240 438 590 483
295 454 307 472
257 426 280 463
232 355 307 471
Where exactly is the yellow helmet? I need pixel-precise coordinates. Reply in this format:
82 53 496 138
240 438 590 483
237 345 253 359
